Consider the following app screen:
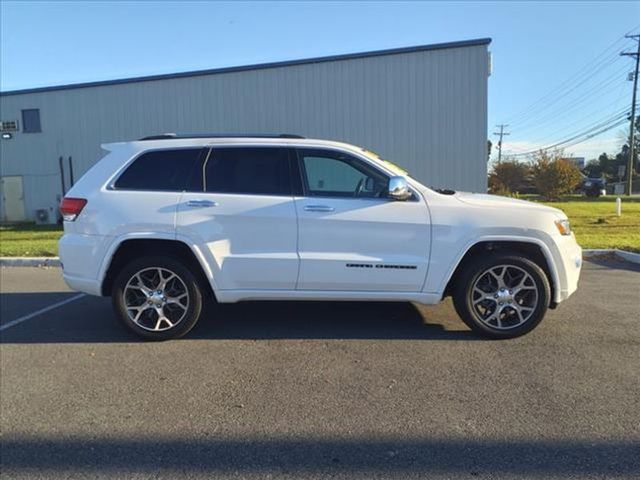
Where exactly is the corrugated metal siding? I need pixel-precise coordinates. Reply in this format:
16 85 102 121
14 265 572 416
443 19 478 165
0 43 489 221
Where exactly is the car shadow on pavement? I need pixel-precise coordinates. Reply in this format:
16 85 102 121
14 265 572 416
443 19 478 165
1 436 637 478
0 292 480 343
193 299 479 341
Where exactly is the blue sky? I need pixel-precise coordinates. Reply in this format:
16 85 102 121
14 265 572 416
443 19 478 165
1 1 639 160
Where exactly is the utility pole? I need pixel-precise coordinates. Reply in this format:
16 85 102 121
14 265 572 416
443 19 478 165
493 124 510 163
621 34 640 196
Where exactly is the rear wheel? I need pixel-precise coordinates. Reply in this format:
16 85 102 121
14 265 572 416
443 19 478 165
452 254 551 339
112 256 203 340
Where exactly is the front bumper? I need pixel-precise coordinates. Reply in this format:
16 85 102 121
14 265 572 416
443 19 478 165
553 234 582 303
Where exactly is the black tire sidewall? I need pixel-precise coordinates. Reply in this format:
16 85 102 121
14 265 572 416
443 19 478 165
453 254 551 339
112 256 203 340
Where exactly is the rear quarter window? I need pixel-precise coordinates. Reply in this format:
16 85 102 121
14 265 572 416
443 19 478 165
114 148 203 191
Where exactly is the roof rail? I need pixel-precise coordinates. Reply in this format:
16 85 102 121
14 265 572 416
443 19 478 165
137 133 305 141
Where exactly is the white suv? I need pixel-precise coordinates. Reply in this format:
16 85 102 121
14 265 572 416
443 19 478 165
59 134 582 340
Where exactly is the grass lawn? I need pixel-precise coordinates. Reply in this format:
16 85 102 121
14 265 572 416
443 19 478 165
532 195 640 253
0 196 638 256
0 223 62 257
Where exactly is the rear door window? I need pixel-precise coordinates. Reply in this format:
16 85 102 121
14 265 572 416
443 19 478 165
204 147 292 196
115 148 204 191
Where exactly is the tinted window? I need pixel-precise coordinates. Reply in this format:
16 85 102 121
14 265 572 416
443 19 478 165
298 148 388 198
115 148 203 191
22 109 41 133
204 147 291 195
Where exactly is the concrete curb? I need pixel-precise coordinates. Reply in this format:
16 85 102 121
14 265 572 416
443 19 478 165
1 250 639 267
610 250 640 264
0 257 61 267
582 249 640 265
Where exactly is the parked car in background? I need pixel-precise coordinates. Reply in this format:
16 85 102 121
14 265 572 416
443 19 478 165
581 177 607 197
58 134 583 340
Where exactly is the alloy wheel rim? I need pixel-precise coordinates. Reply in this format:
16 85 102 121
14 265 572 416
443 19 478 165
123 267 189 332
469 264 539 330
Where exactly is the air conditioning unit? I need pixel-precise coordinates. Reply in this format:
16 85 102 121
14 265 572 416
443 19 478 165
35 208 51 225
0 120 19 132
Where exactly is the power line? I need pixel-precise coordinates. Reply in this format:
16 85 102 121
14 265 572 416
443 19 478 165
511 119 627 157
521 106 630 147
510 55 624 124
513 98 633 149
522 110 628 153
510 110 630 157
511 62 631 135
497 28 640 163
560 118 629 150
504 109 633 156
503 27 639 125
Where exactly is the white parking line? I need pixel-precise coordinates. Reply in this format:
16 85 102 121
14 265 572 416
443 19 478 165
0 293 86 332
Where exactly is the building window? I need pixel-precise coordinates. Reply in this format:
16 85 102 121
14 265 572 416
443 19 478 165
21 109 41 133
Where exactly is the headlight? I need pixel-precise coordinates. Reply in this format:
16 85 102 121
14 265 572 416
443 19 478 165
555 219 572 236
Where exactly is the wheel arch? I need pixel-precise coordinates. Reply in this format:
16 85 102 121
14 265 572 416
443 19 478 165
100 237 216 300
442 239 559 307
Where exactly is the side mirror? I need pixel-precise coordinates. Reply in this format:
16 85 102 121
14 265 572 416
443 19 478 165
388 176 412 201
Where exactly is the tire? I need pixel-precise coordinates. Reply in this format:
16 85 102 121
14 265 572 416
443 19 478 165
112 256 203 340
452 254 551 339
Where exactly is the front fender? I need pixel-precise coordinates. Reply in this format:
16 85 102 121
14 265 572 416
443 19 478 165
427 234 562 304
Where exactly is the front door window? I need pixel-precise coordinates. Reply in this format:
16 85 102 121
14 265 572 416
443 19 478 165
298 149 388 198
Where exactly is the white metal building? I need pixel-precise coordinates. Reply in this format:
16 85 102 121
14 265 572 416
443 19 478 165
0 38 491 222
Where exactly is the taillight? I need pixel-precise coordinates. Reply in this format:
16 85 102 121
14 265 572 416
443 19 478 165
59 197 87 221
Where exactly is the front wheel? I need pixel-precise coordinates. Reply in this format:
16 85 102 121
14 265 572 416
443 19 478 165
452 254 551 339
112 256 203 340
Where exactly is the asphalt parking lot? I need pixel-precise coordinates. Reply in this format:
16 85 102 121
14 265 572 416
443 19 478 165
1 259 639 479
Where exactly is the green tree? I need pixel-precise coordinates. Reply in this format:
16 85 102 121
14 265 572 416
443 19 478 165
488 159 530 195
531 149 582 201
583 159 603 178
598 152 612 176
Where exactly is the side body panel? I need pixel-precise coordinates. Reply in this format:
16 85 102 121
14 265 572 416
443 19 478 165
295 197 431 291
176 193 299 290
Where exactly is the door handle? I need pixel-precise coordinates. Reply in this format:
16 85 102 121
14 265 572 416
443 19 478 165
304 205 335 212
186 199 218 207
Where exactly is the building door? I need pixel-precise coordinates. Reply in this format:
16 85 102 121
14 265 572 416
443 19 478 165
1 176 26 222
